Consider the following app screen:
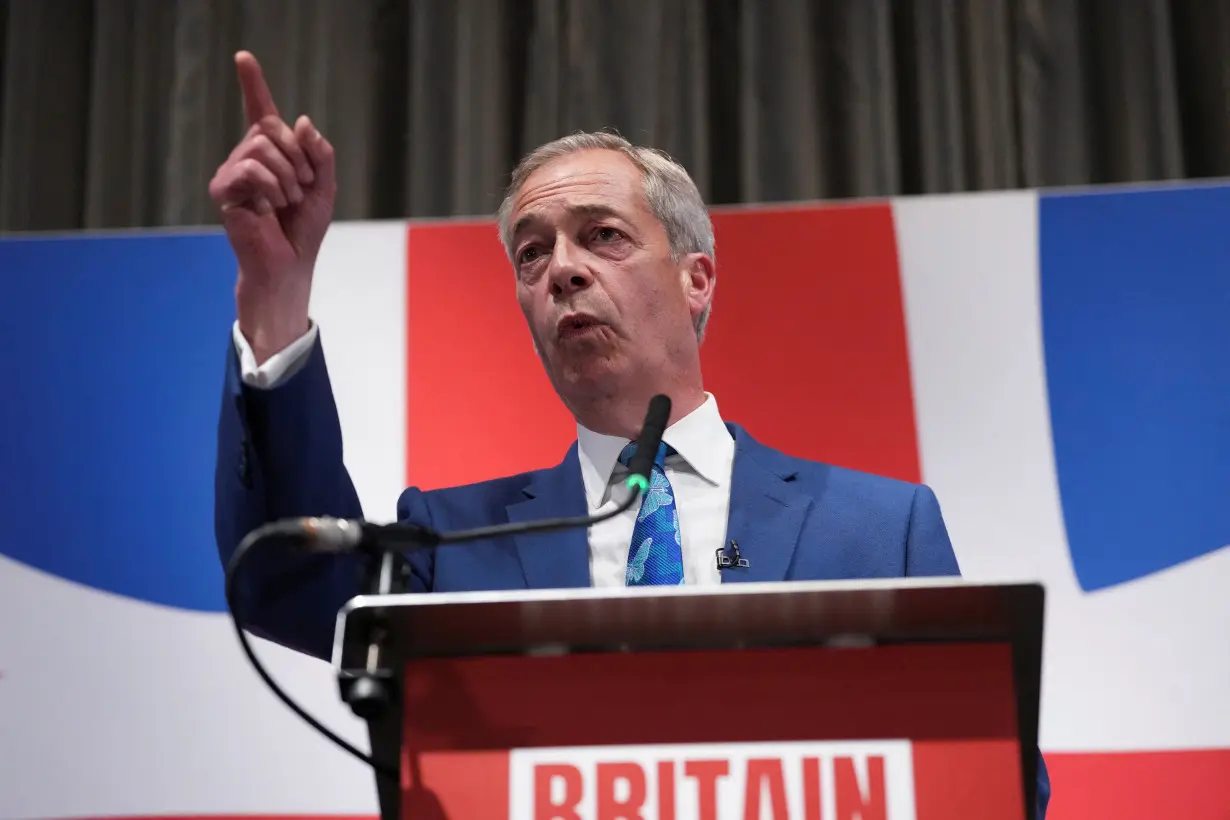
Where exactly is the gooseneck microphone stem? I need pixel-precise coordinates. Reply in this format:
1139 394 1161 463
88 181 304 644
224 395 673 783
264 394 675 554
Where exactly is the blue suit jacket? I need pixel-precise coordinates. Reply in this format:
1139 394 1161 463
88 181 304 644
214 334 1050 816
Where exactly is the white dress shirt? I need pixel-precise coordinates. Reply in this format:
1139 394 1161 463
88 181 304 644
233 320 735 586
577 394 733 587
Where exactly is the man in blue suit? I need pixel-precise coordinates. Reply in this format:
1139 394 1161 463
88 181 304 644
212 52 1048 816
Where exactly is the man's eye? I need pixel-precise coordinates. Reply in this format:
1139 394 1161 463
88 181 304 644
518 246 542 264
593 227 622 242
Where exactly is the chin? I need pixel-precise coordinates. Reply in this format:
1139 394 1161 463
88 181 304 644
550 349 625 392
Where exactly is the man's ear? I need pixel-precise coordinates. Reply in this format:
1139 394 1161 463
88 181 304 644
681 252 716 324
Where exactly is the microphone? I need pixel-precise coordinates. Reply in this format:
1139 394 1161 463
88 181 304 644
277 517 440 553
624 393 671 493
428 392 669 545
223 395 673 780
253 393 675 555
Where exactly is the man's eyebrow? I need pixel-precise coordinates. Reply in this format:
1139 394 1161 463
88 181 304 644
511 204 626 240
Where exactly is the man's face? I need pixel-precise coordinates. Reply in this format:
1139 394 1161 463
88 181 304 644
508 149 712 399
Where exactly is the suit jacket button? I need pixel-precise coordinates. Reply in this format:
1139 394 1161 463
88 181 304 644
238 443 252 489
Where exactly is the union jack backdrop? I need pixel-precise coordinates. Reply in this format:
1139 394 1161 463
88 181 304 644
0 181 1227 819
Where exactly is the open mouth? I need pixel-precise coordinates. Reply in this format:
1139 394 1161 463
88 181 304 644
557 314 605 338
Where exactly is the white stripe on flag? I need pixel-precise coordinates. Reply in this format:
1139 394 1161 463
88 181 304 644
893 191 1230 752
311 221 408 520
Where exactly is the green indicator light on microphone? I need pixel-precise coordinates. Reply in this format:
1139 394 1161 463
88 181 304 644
625 474 649 493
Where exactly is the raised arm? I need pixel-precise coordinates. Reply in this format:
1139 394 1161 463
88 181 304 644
210 51 368 660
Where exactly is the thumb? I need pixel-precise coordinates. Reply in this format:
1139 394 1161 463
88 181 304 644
285 116 336 254
297 116 336 200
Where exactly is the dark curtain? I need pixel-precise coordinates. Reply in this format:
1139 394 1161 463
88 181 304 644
0 0 1226 232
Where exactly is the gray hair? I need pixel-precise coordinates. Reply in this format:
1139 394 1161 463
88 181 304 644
496 131 716 341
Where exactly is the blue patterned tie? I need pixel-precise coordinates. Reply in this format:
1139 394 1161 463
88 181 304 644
619 441 685 586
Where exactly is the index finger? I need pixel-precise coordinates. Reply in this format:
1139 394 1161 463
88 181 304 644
235 51 279 126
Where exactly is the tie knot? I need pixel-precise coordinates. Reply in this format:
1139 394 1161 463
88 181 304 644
619 441 674 471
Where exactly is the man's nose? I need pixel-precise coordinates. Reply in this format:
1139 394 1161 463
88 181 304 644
546 240 593 297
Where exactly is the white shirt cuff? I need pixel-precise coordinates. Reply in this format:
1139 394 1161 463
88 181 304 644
232 320 319 389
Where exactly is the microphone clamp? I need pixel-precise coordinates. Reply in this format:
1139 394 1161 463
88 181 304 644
716 539 750 570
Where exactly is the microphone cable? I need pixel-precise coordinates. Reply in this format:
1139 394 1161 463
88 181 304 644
223 519 399 779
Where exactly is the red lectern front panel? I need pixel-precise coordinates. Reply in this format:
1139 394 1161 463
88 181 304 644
399 642 1023 819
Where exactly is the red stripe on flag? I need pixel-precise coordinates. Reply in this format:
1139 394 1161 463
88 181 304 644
704 204 921 482
1044 748 1230 820
405 221 575 490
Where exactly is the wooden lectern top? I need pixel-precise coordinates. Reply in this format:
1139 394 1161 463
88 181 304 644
331 577 1043 664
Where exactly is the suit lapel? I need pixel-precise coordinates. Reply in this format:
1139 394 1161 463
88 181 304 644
720 424 813 584
507 444 592 589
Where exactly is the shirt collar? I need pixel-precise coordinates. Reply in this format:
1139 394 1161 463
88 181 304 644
577 393 732 508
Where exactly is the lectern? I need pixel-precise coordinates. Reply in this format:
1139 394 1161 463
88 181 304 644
331 578 1044 820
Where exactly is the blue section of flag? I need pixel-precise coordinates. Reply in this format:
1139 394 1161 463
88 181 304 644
0 232 236 612
1040 184 1230 592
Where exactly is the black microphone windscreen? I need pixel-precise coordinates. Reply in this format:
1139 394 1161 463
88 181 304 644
626 394 672 481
